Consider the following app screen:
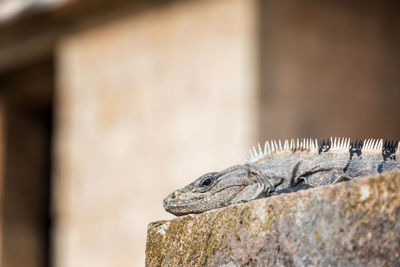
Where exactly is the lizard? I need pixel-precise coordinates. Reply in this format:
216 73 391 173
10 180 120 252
163 137 400 216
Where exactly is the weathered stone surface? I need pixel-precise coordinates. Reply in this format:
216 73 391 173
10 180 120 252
146 171 400 266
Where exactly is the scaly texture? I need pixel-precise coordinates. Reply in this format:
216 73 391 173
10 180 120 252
163 137 400 216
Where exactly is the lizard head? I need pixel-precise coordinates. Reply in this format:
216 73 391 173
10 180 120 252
163 165 253 216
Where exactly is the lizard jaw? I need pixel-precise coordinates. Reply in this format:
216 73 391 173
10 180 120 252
163 185 245 216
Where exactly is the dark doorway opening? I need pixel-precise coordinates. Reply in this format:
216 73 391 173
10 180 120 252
0 56 54 267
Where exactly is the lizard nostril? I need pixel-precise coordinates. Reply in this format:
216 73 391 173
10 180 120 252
162 196 169 206
171 192 178 199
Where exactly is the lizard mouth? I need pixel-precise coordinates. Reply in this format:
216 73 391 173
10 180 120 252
163 185 245 212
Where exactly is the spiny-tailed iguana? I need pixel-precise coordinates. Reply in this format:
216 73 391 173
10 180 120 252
163 137 400 216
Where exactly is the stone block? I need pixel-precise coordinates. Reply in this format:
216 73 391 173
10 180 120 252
146 171 400 266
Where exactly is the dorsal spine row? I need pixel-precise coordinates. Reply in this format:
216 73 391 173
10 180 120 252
246 137 399 163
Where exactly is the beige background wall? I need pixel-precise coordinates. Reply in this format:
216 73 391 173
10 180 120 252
54 0 258 266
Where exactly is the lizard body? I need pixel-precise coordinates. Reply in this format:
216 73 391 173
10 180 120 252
163 137 400 216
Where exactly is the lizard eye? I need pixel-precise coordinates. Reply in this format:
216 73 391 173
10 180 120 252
200 177 213 187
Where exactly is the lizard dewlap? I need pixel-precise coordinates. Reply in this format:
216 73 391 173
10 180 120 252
163 137 400 216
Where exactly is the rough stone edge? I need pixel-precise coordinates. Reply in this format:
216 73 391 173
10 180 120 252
146 171 400 266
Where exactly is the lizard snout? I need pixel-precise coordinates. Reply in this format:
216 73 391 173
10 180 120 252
163 190 182 206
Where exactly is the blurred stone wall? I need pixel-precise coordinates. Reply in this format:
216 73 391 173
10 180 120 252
54 0 258 266
258 0 400 139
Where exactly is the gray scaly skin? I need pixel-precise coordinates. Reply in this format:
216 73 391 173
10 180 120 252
163 137 400 216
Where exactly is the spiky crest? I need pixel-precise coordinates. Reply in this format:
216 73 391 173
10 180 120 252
246 137 400 163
